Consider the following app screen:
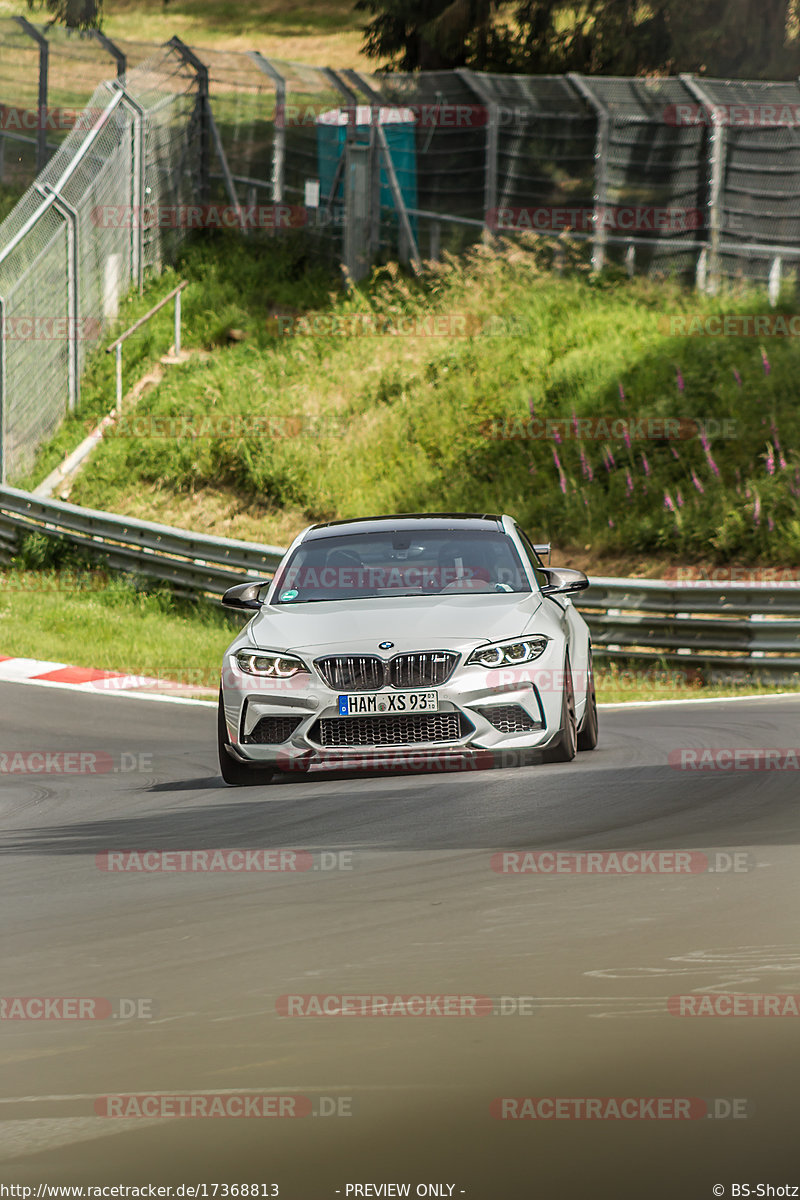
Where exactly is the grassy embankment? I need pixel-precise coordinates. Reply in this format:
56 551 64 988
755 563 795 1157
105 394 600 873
0 0 370 66
3 232 800 701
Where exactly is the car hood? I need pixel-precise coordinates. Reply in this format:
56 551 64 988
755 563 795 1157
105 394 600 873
247 592 546 654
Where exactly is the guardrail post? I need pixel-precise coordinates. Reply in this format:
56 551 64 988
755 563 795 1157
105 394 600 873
248 53 286 204
568 74 610 272
681 75 724 294
37 184 80 413
768 256 782 306
13 16 49 172
168 37 210 205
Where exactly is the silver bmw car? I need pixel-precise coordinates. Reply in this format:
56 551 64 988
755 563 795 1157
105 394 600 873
217 513 598 785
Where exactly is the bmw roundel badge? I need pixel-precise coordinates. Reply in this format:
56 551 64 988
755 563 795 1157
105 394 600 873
378 641 394 650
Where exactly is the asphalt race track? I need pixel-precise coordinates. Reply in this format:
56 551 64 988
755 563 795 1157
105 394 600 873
2 681 800 1198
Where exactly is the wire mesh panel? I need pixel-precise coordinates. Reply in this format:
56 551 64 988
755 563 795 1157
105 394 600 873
0 45 200 482
689 78 800 286
569 76 708 279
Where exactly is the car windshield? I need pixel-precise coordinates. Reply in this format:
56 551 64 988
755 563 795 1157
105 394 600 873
272 529 532 603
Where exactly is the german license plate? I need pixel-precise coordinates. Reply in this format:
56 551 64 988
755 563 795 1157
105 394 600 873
337 691 439 716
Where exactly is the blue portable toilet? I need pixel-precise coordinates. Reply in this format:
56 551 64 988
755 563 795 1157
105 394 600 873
316 105 418 224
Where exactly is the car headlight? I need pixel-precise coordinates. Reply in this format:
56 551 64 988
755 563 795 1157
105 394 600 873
467 637 550 667
234 648 308 678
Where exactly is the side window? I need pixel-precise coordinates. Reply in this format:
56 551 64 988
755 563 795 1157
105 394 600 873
517 530 550 591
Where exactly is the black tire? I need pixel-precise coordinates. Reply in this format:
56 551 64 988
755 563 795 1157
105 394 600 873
217 691 275 787
542 656 577 763
577 650 599 752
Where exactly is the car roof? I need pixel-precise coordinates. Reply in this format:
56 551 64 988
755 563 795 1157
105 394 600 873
303 513 507 540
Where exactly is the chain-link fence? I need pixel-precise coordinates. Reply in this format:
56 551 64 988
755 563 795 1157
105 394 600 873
0 42 200 481
4 21 800 479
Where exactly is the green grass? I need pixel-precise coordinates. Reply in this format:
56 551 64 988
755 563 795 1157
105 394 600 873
18 230 800 567
0 0 370 65
0 564 237 691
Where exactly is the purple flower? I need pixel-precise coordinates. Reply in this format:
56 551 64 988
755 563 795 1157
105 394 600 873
618 382 626 405
766 444 776 475
528 396 536 416
552 427 562 444
761 347 771 375
699 430 720 476
690 469 704 494
623 425 631 449
676 367 685 392
528 463 537 475
608 517 615 528
768 516 775 532
625 469 634 497
732 368 742 387
671 446 680 460
580 448 594 481
641 453 651 476
603 445 616 470
676 489 684 508
753 494 761 526
664 491 676 512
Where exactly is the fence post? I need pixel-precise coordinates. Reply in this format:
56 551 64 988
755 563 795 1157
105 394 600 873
168 37 210 205
248 53 286 204
330 69 383 266
681 75 723 294
110 82 146 294
37 184 80 414
13 16 49 172
568 74 610 272
92 29 126 78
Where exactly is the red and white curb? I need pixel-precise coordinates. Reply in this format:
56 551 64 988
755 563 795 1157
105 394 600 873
0 656 215 706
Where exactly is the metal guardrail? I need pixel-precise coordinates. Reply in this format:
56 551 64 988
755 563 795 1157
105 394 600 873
580 577 800 673
0 486 798 674
0 485 285 595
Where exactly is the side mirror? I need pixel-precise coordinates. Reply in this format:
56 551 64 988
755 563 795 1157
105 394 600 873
539 567 589 596
221 580 268 611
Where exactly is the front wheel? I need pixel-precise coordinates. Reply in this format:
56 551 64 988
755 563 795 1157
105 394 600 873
218 691 275 787
542 657 577 763
577 651 599 752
